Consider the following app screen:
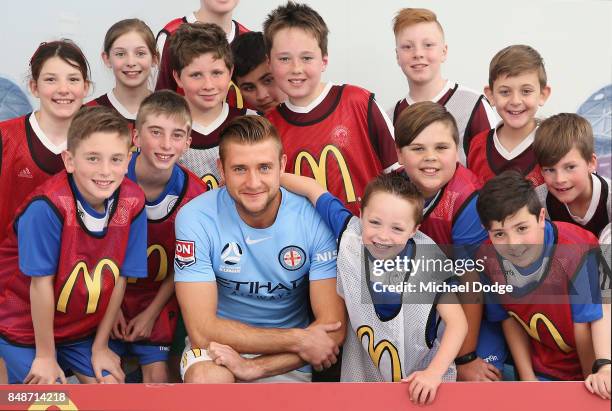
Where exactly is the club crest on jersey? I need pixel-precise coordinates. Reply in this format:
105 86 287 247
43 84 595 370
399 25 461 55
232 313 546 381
279 246 306 271
175 240 196 269
221 242 243 265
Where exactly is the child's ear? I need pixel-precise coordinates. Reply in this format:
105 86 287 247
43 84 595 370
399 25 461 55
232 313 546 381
484 86 494 106
441 43 448 63
539 85 551 106
411 223 421 238
280 154 287 172
29 79 39 98
395 146 403 165
588 153 598 173
61 150 75 173
173 70 183 89
101 52 112 69
321 54 329 72
132 128 140 149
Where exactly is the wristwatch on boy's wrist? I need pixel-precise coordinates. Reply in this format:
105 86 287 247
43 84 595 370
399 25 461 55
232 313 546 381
455 351 478 366
592 359 611 374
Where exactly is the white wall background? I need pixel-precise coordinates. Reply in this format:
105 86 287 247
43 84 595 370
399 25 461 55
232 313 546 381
0 0 610 115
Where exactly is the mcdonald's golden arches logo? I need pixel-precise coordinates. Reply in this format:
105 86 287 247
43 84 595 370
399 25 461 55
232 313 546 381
202 174 220 190
128 244 169 284
357 325 402 382
508 311 573 353
57 259 120 314
295 145 356 203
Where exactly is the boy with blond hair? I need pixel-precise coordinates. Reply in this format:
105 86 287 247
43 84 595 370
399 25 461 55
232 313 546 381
264 1 399 216
109 91 207 383
155 0 248 108
169 22 253 189
0 107 147 384
467 45 551 186
392 8 497 164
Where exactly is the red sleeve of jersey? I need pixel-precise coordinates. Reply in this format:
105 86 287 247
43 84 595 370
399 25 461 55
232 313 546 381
368 97 399 171
466 98 495 142
155 38 178 92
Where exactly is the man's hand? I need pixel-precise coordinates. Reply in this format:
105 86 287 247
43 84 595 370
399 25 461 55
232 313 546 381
92 346 125 384
402 369 443 405
456 357 501 381
207 342 261 382
24 356 66 384
295 322 341 371
124 310 156 342
111 310 127 340
585 365 611 400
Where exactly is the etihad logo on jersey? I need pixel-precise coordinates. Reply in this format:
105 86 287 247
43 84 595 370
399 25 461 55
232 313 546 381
294 145 356 203
57 259 120 314
217 272 308 299
202 174 220 190
357 325 402 382
508 311 573 353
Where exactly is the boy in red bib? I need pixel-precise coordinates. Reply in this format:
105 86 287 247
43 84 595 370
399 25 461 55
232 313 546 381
0 107 147 384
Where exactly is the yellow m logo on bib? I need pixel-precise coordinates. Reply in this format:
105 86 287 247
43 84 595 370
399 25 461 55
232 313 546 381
295 145 356 203
357 325 402 381
57 259 120 314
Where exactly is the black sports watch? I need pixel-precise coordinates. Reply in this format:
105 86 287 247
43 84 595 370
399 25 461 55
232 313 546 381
592 359 611 374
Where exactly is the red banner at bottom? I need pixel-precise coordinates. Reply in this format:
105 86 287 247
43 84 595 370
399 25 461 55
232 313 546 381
0 381 609 411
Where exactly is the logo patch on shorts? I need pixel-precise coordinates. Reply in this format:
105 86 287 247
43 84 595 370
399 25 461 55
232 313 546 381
279 246 306 271
175 240 196 269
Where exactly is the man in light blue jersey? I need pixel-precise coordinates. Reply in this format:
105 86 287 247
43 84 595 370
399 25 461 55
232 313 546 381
174 115 346 383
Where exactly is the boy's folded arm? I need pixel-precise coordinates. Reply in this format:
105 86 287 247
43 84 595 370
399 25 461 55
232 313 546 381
502 317 536 380
93 276 127 350
574 322 596 378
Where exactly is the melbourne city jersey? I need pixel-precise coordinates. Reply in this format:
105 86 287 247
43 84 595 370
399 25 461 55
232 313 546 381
536 173 611 237
155 14 248 108
266 83 399 216
0 171 146 346
174 187 337 330
0 113 65 244
467 126 544 186
179 103 248 190
337 217 456 382
479 222 601 380
393 81 498 164
86 91 136 129
124 154 207 344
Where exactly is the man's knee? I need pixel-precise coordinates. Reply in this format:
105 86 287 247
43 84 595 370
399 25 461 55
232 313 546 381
184 361 235 384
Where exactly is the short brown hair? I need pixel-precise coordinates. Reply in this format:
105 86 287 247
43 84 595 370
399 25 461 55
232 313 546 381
169 22 233 74
361 173 424 225
103 19 158 60
263 1 329 56
477 170 542 230
219 115 283 164
394 101 459 148
488 45 547 89
533 113 594 167
392 8 444 37
136 90 192 132
68 106 130 152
